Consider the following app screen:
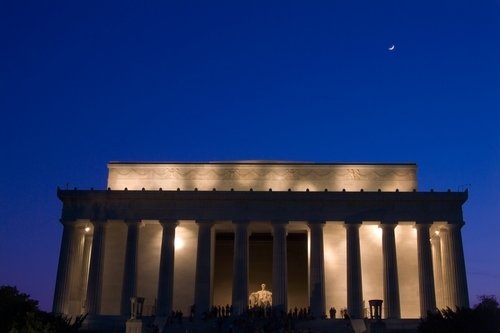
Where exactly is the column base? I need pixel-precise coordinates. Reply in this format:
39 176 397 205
126 319 145 333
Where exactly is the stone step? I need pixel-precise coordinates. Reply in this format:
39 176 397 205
160 318 357 333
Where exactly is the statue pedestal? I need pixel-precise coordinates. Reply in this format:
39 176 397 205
126 297 146 333
369 320 386 333
126 319 144 333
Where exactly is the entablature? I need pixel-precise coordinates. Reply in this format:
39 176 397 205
57 188 467 225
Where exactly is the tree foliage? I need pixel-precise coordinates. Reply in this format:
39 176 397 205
418 295 500 333
0 286 39 333
0 285 86 333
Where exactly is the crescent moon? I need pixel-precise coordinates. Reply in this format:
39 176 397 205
388 45 395 51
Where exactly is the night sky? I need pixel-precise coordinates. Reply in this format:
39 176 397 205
1 1 499 311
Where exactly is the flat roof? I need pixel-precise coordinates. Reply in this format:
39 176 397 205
108 161 417 166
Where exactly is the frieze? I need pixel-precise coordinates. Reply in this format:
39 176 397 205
107 163 417 191
110 166 415 181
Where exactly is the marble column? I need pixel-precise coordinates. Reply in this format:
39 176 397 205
415 223 436 317
447 223 469 308
194 221 214 318
272 221 288 313
232 220 250 315
345 223 363 318
439 227 453 308
431 233 444 309
79 232 92 314
86 220 107 315
308 221 325 318
121 220 141 316
156 220 178 317
53 220 78 314
381 223 401 319
68 226 85 314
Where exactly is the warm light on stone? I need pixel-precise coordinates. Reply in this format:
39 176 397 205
53 161 469 332
107 162 417 192
174 237 184 250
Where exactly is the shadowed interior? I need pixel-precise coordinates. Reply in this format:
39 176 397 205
213 232 308 309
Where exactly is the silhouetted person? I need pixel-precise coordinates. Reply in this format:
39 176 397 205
330 306 337 319
189 304 195 321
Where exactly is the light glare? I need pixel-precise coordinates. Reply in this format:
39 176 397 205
174 237 184 249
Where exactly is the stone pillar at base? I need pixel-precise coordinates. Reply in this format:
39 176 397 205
369 320 386 333
126 319 144 333
126 297 145 333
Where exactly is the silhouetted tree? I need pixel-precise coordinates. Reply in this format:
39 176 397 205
0 286 39 332
418 295 500 333
0 285 86 333
10 311 86 333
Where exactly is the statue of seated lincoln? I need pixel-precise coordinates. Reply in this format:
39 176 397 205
248 283 272 308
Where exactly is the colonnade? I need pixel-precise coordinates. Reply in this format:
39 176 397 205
53 218 469 320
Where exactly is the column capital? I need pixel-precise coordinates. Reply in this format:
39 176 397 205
123 219 142 226
159 220 179 228
446 221 465 230
196 219 214 227
159 218 178 223
415 218 434 225
61 220 91 233
90 219 107 226
272 221 289 233
307 220 325 224
439 226 449 233
414 223 432 229
233 220 251 230
307 220 325 228
379 223 398 229
379 218 399 225
232 220 250 226
344 222 361 229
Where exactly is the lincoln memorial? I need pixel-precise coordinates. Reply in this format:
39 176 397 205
52 161 469 331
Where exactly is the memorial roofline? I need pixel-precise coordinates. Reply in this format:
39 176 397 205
108 161 417 166
57 187 468 202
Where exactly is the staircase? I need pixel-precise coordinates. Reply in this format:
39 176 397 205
160 318 357 333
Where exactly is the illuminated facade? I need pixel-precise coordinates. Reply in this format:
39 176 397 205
53 162 469 330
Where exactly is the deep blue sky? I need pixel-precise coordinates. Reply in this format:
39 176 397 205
1 1 499 311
